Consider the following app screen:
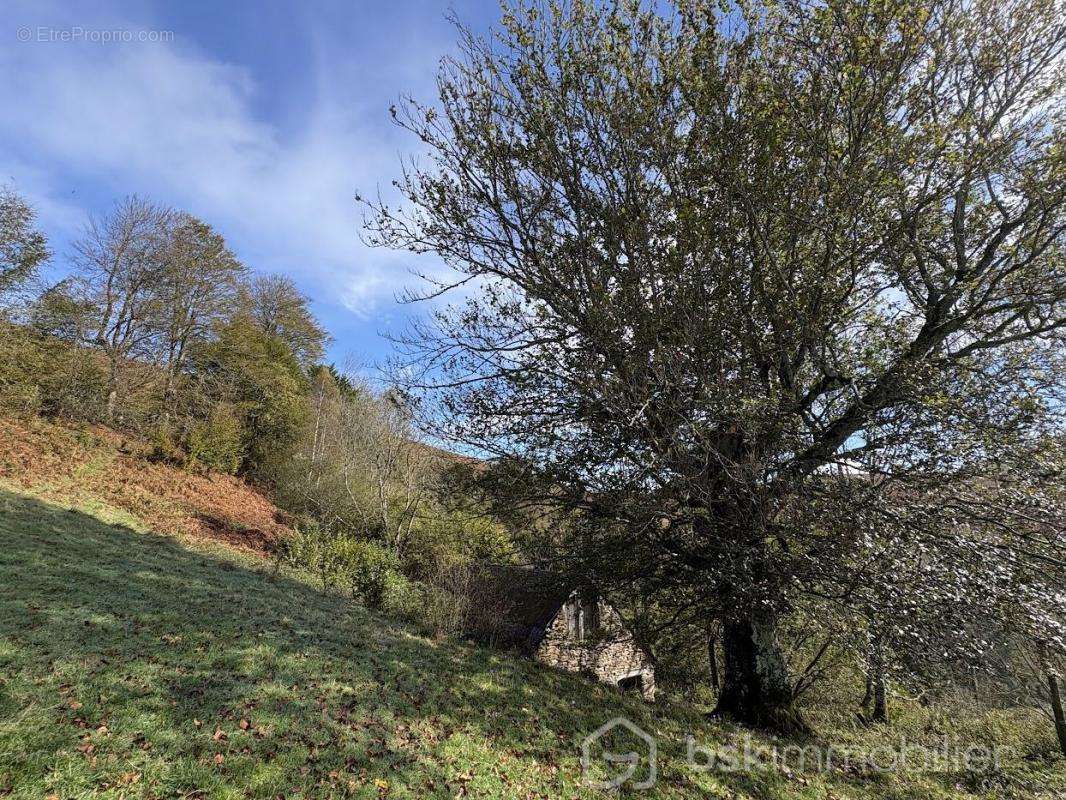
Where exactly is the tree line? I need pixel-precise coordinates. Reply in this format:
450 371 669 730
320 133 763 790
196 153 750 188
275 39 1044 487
1 192 327 474
0 187 514 637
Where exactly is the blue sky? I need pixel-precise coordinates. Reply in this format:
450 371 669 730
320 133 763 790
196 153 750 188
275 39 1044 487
2 0 501 369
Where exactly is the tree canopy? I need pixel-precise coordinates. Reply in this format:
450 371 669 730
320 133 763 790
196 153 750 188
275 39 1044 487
368 0 1065 731
0 186 49 303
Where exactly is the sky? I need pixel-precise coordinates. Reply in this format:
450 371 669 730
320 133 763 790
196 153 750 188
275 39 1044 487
1 0 502 369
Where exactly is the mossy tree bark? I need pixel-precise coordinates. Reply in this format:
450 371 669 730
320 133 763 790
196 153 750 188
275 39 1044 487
1049 672 1066 757
714 615 811 735
708 630 720 693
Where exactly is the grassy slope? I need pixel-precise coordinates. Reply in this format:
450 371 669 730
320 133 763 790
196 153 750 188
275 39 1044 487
0 415 288 555
0 424 1063 798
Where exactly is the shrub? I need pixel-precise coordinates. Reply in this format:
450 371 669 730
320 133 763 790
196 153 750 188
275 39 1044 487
404 506 513 582
0 324 107 419
282 523 342 590
419 570 473 638
147 426 184 466
281 528 407 614
379 571 426 624
0 324 40 414
187 405 243 474
333 538 400 610
37 354 108 420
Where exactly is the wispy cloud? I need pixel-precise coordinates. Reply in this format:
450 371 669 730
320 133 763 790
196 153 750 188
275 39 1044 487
0 0 461 325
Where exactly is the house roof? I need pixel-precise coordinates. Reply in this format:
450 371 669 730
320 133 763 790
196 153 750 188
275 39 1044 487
466 563 577 648
478 563 575 627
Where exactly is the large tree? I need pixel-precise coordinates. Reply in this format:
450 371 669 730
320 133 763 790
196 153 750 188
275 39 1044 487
191 316 310 481
367 0 1065 732
241 273 330 367
71 195 172 421
0 187 49 306
157 214 245 415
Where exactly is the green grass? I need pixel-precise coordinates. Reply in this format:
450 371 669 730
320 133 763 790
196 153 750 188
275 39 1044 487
1 487 1063 798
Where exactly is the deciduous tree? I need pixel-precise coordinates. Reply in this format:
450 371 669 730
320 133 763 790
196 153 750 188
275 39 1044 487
71 195 171 421
368 0 1065 732
241 273 330 366
0 187 49 308
158 214 245 415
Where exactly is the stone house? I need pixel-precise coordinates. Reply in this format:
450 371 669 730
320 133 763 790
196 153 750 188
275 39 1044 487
466 565 656 701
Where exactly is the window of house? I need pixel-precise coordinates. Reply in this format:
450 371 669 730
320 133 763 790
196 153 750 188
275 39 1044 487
580 595 599 639
567 600 580 638
565 592 600 641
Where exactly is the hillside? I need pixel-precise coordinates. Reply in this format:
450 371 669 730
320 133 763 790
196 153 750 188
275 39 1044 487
0 419 1063 798
0 415 289 555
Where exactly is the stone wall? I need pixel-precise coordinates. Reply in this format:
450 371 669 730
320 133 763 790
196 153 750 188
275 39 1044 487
534 593 655 701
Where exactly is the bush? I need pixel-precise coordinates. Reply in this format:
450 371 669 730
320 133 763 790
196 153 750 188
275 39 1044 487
379 571 426 624
146 426 184 466
419 568 473 638
0 323 40 413
282 523 340 589
404 506 513 582
36 352 108 421
0 324 107 420
187 405 243 474
333 539 400 610
281 528 407 613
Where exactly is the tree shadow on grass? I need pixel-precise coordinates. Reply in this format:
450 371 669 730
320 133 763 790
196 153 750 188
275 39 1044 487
0 488 670 798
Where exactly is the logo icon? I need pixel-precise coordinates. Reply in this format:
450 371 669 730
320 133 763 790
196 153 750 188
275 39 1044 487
581 717 657 790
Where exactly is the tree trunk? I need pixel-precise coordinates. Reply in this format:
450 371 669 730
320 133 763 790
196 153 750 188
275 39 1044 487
860 664 874 710
713 615 811 735
870 635 888 723
708 633 720 693
871 662 888 723
105 384 118 422
1049 672 1066 757
161 365 176 426
105 356 120 422
859 629 888 724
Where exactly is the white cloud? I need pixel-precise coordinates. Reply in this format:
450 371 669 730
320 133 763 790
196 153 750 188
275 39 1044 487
0 1 455 320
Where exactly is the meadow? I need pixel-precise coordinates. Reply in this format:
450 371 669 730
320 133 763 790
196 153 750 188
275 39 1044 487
1 481 1062 799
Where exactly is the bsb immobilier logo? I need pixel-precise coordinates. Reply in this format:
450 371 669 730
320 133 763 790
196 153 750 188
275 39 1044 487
581 717 657 790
